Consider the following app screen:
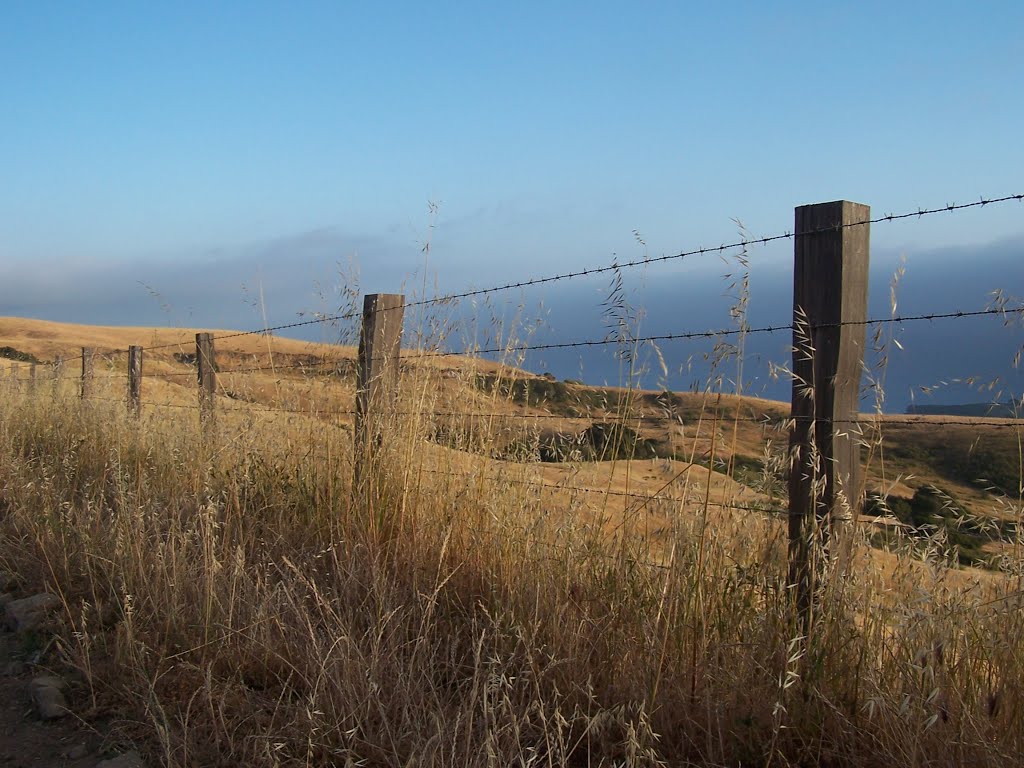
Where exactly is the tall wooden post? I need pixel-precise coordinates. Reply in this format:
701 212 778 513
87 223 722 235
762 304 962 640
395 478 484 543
196 333 216 428
128 345 143 417
81 348 95 400
354 294 405 495
787 200 870 626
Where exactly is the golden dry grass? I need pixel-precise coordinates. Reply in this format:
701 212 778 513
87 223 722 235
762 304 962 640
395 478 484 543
0 316 1022 766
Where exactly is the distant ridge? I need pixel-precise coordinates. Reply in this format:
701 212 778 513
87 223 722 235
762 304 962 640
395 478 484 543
905 401 1020 418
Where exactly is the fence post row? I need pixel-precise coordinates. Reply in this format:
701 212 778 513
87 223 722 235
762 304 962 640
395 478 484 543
128 345 143 417
787 200 870 627
196 333 216 427
354 293 405 493
81 347 95 400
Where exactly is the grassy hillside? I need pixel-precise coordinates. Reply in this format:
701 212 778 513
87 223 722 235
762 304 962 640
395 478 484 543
0 316 1022 766
907 401 1021 418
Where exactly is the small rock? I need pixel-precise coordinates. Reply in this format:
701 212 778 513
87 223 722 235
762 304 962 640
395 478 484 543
95 751 146 768
30 673 66 690
63 743 90 760
4 592 61 632
29 674 68 720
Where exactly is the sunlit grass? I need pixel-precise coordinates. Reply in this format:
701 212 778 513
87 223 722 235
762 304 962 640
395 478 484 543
0 314 1022 766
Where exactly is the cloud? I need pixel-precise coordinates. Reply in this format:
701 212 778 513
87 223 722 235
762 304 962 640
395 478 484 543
2 226 1021 413
0 227 419 331
503 234 1024 412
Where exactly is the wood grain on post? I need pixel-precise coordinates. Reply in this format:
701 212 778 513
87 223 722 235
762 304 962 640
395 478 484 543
787 200 870 626
81 347 95 400
128 345 143 417
354 294 405 490
196 333 216 427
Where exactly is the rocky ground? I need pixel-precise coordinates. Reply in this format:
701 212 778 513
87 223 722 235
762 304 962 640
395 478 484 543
0 576 147 768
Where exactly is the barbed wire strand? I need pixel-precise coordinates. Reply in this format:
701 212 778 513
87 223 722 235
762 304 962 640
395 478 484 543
140 193 1024 351
139 303 1023 379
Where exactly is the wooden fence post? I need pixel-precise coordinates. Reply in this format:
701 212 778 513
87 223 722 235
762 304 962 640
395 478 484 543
196 333 216 428
52 355 64 396
787 200 870 627
28 363 37 396
128 345 143 417
353 293 405 495
81 348 95 400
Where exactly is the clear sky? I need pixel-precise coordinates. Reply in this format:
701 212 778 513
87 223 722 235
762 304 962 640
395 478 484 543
1 2 1022 407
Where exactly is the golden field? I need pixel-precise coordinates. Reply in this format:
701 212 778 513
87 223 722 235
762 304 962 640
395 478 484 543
0 316 1022 766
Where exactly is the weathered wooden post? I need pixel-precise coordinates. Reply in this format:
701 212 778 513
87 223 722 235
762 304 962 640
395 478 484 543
128 345 143 417
196 333 216 428
81 348 95 400
52 355 64 397
353 294 405 500
28 362 37 396
787 200 870 627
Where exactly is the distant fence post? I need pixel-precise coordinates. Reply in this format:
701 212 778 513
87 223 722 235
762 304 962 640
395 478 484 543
196 333 217 428
81 347 95 400
128 345 143 417
353 293 405 497
52 355 64 396
788 200 870 627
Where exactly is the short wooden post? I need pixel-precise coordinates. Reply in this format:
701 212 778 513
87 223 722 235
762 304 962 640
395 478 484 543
28 363 37 395
128 345 143 417
81 347 95 399
787 200 870 626
353 294 405 495
196 333 216 427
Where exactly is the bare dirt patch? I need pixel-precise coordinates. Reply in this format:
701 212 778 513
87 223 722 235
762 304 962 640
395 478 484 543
0 633 99 768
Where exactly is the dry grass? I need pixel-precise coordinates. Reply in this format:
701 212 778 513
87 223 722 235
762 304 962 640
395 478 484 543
0 317 1023 766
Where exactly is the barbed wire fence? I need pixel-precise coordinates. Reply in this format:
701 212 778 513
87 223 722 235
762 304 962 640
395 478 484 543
2 194 1023 621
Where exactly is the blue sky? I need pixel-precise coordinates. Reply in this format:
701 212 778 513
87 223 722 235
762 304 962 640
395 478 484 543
1 2 1022 408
